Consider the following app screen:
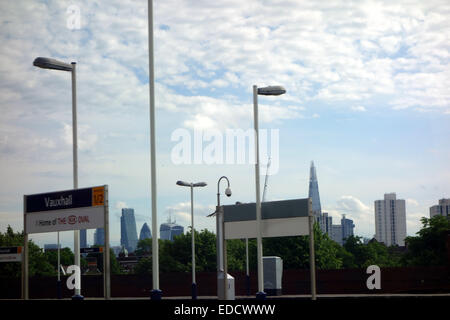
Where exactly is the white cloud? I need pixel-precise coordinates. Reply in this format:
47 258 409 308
351 105 367 112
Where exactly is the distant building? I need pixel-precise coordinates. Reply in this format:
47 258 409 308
329 215 355 245
44 244 60 251
121 208 138 253
374 193 407 246
160 218 184 241
331 225 343 245
94 228 104 246
308 161 322 220
139 222 152 241
319 212 333 235
430 199 450 219
111 246 122 257
80 229 87 248
341 215 355 242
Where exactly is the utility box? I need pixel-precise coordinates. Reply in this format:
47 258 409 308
217 272 235 300
263 256 283 295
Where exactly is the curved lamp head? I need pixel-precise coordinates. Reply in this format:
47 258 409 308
225 187 232 197
176 180 207 187
257 85 286 96
33 57 73 72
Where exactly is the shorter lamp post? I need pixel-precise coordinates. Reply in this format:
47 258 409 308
216 176 231 300
176 180 207 299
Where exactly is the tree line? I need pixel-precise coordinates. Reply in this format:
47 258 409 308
1 215 448 277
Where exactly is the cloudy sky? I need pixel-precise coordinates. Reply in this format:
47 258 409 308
0 0 449 248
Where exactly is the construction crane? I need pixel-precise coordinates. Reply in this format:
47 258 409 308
262 157 271 202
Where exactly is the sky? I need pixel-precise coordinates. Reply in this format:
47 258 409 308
0 0 449 249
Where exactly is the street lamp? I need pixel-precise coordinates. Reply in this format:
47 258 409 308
33 57 82 300
176 180 207 299
253 85 286 300
215 176 231 299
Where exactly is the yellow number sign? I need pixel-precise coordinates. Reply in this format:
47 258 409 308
92 186 105 206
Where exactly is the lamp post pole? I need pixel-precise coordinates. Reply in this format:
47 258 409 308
252 85 286 300
147 0 161 300
177 181 207 299
190 184 196 299
253 85 265 300
32 57 81 300
216 176 231 300
71 62 82 300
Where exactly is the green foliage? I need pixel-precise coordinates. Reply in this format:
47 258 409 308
44 247 74 269
343 235 402 268
87 245 121 274
4 215 449 277
135 238 152 257
0 226 55 277
402 215 450 266
263 223 344 270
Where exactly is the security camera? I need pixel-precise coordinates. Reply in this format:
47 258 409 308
225 187 232 197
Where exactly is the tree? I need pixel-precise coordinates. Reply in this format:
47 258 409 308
402 215 450 267
135 238 152 257
86 245 121 275
44 247 74 270
343 235 401 268
0 226 55 277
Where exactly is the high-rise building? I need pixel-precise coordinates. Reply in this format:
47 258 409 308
139 222 152 241
80 229 87 248
44 244 60 251
94 228 104 246
121 208 138 253
374 193 407 247
331 225 343 245
430 199 450 219
308 161 322 220
160 217 184 241
319 212 333 235
341 215 355 242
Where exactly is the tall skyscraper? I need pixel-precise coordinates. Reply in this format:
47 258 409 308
121 208 138 253
341 215 355 242
319 212 333 235
430 199 450 218
139 222 152 241
374 193 407 246
308 161 322 220
160 217 184 241
94 228 104 246
80 229 87 248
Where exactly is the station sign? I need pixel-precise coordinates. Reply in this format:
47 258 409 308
80 247 104 254
0 246 23 262
24 186 106 234
222 198 311 239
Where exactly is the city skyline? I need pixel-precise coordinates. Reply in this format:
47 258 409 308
0 1 449 249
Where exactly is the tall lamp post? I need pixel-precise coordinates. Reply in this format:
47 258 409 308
33 57 82 300
253 85 286 299
216 176 232 299
176 180 207 299
147 0 161 300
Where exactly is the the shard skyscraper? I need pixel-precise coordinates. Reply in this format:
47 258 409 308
308 161 322 220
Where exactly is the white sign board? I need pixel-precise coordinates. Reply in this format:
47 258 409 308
24 186 106 234
25 206 105 234
0 247 23 262
223 198 311 240
225 217 309 240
